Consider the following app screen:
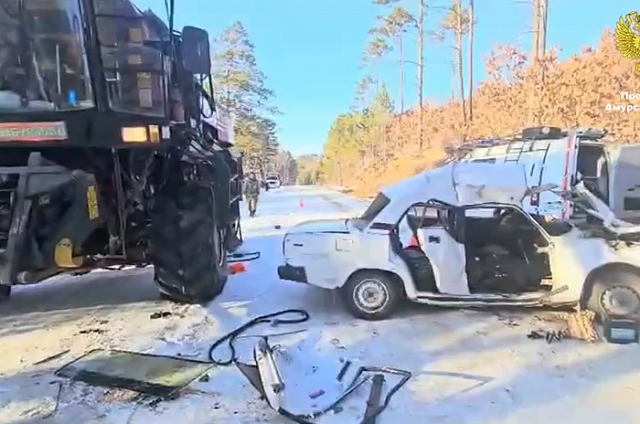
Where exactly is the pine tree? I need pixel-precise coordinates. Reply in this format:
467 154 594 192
468 0 475 122
370 0 426 145
211 21 281 176
295 154 321 185
417 0 426 148
211 22 275 118
437 2 470 125
370 1 415 113
353 76 375 111
362 37 391 92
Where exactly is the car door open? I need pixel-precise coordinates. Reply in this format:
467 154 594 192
411 205 470 295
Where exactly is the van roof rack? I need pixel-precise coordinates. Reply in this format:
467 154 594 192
522 126 564 140
568 127 607 140
464 126 607 149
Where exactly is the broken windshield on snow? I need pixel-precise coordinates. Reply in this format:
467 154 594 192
0 0 94 112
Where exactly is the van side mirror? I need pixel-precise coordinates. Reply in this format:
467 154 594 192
181 26 211 74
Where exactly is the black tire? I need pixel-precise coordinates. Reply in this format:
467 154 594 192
0 285 10 301
585 267 640 319
149 185 228 304
341 270 404 320
224 220 243 253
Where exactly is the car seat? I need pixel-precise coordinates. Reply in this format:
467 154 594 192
389 227 437 292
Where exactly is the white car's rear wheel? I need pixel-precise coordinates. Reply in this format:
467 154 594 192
342 270 403 320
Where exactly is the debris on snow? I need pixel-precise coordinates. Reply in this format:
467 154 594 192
564 310 600 342
54 349 213 397
3 187 640 424
150 311 173 319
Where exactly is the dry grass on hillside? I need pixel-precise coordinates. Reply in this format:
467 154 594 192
345 32 640 197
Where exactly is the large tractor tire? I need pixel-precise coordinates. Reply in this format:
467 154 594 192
149 183 228 304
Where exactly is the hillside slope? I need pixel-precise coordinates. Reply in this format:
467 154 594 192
321 32 640 197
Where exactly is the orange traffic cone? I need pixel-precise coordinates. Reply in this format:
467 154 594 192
228 262 247 275
299 199 304 208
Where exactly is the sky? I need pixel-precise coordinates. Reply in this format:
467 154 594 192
134 0 638 156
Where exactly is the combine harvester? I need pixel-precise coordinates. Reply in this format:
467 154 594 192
0 0 244 303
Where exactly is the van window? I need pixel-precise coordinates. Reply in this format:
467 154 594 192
603 144 640 222
576 144 608 202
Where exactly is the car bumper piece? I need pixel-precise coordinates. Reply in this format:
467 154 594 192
277 264 308 284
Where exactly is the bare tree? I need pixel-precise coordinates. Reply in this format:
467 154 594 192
539 0 548 58
532 0 548 61
532 0 540 62
418 0 426 147
438 2 469 124
529 0 548 124
467 0 475 122
455 0 466 125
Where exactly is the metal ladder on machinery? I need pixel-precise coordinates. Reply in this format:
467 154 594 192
503 139 551 164
502 137 554 218
503 139 528 163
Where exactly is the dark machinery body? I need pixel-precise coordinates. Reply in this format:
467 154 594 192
0 0 243 302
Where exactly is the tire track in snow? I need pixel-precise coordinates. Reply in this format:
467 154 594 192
319 193 351 212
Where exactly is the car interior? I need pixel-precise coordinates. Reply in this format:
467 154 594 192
401 205 553 294
462 207 552 293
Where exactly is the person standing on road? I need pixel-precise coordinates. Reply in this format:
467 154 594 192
244 172 261 217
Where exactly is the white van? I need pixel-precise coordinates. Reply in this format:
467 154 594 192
458 127 640 222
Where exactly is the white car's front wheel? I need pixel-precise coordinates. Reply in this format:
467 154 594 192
585 266 640 319
342 271 403 320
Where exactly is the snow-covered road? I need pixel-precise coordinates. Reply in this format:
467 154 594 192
1 186 640 424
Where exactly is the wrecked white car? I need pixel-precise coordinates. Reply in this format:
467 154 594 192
277 162 640 320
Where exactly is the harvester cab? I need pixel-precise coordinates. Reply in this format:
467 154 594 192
0 0 243 304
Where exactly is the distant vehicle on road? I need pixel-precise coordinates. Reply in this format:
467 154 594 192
265 175 281 189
